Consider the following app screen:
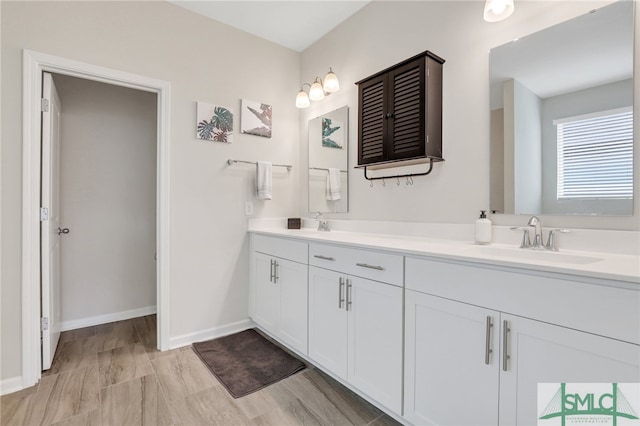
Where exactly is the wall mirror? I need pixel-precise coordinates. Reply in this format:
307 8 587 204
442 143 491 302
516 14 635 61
489 0 634 216
309 106 349 213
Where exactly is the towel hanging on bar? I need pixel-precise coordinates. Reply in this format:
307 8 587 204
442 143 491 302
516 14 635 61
326 168 341 201
256 161 272 200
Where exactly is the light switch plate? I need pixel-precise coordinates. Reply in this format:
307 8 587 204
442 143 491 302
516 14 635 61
245 201 254 216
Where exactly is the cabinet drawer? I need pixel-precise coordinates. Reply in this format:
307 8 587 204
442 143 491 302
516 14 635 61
309 243 403 285
252 234 308 264
405 256 640 345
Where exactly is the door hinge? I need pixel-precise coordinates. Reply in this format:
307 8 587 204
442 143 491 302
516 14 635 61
40 207 49 221
41 98 49 112
41 317 49 331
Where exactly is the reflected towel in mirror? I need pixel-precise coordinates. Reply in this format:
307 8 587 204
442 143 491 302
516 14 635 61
326 168 341 201
256 161 272 200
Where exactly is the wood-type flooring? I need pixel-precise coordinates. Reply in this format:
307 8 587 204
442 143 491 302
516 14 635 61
1 316 399 425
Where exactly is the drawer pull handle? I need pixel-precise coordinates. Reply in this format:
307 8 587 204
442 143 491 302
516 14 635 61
346 279 352 311
356 263 385 271
485 316 493 365
502 320 510 372
269 259 274 283
314 255 335 261
338 277 345 309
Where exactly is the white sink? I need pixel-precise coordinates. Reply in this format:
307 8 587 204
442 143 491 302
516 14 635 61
463 245 604 265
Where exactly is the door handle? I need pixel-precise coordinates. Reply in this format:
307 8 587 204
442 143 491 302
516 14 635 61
485 316 493 365
502 320 510 371
269 259 274 283
57 227 70 235
355 263 384 271
273 261 279 284
338 277 345 309
314 255 335 261
346 279 352 311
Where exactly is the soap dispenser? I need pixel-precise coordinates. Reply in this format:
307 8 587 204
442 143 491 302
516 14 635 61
475 210 492 245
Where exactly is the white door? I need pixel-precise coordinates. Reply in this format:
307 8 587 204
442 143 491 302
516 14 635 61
41 72 63 370
308 266 348 380
499 314 640 425
275 258 308 355
404 291 500 425
347 276 403 414
252 253 279 333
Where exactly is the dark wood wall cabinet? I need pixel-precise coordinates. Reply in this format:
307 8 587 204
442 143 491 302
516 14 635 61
356 50 445 171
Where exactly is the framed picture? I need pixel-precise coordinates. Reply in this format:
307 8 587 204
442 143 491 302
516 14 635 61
196 101 234 143
241 99 272 138
322 117 343 149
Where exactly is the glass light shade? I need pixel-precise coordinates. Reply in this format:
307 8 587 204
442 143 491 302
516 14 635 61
309 79 325 101
323 69 340 93
296 89 310 108
483 0 514 22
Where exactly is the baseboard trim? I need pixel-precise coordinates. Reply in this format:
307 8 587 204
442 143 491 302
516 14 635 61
60 306 157 332
168 319 254 349
1 376 24 396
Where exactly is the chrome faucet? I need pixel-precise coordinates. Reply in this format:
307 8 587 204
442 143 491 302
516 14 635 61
511 216 570 251
315 212 330 232
527 216 544 248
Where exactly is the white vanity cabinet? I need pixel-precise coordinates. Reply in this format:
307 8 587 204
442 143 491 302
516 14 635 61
404 291 500 425
308 243 404 414
404 257 640 426
250 234 309 355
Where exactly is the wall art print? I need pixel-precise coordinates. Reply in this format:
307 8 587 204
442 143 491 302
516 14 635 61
321 117 343 149
196 101 234 143
241 99 272 138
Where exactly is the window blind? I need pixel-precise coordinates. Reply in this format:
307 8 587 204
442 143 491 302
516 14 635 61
555 107 633 200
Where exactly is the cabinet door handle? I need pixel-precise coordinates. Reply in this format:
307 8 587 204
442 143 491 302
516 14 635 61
273 261 279 284
502 320 510 371
485 316 493 365
346 279 352 311
356 263 384 271
269 259 274 283
314 255 335 261
338 277 345 309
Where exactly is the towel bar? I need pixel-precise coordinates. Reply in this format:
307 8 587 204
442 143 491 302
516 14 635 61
227 159 292 172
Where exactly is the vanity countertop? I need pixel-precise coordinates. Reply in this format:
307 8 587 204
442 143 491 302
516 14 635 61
248 226 640 286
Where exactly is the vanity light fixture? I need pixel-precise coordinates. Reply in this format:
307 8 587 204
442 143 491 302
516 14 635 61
296 68 340 108
483 0 515 22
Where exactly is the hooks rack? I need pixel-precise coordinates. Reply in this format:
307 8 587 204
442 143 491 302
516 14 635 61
227 159 292 172
361 158 434 186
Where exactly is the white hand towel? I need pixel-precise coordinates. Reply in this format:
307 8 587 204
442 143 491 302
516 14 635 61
326 168 341 201
256 161 272 200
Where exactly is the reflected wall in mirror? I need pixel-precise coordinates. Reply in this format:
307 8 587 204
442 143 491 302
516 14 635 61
309 106 349 213
489 0 634 216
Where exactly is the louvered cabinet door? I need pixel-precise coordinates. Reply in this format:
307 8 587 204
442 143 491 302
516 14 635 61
388 58 425 161
358 74 387 165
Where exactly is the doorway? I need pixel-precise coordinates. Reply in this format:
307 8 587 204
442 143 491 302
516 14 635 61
22 50 171 389
41 73 159 370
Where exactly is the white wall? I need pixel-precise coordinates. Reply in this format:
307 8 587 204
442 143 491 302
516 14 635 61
53 74 157 328
513 79 542 214
1 1 300 382
490 109 505 213
298 0 639 230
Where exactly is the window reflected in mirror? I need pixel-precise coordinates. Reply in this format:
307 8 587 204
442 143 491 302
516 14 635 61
489 0 634 216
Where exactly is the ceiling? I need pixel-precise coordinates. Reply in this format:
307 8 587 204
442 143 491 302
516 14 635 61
169 1 370 52
490 0 633 109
